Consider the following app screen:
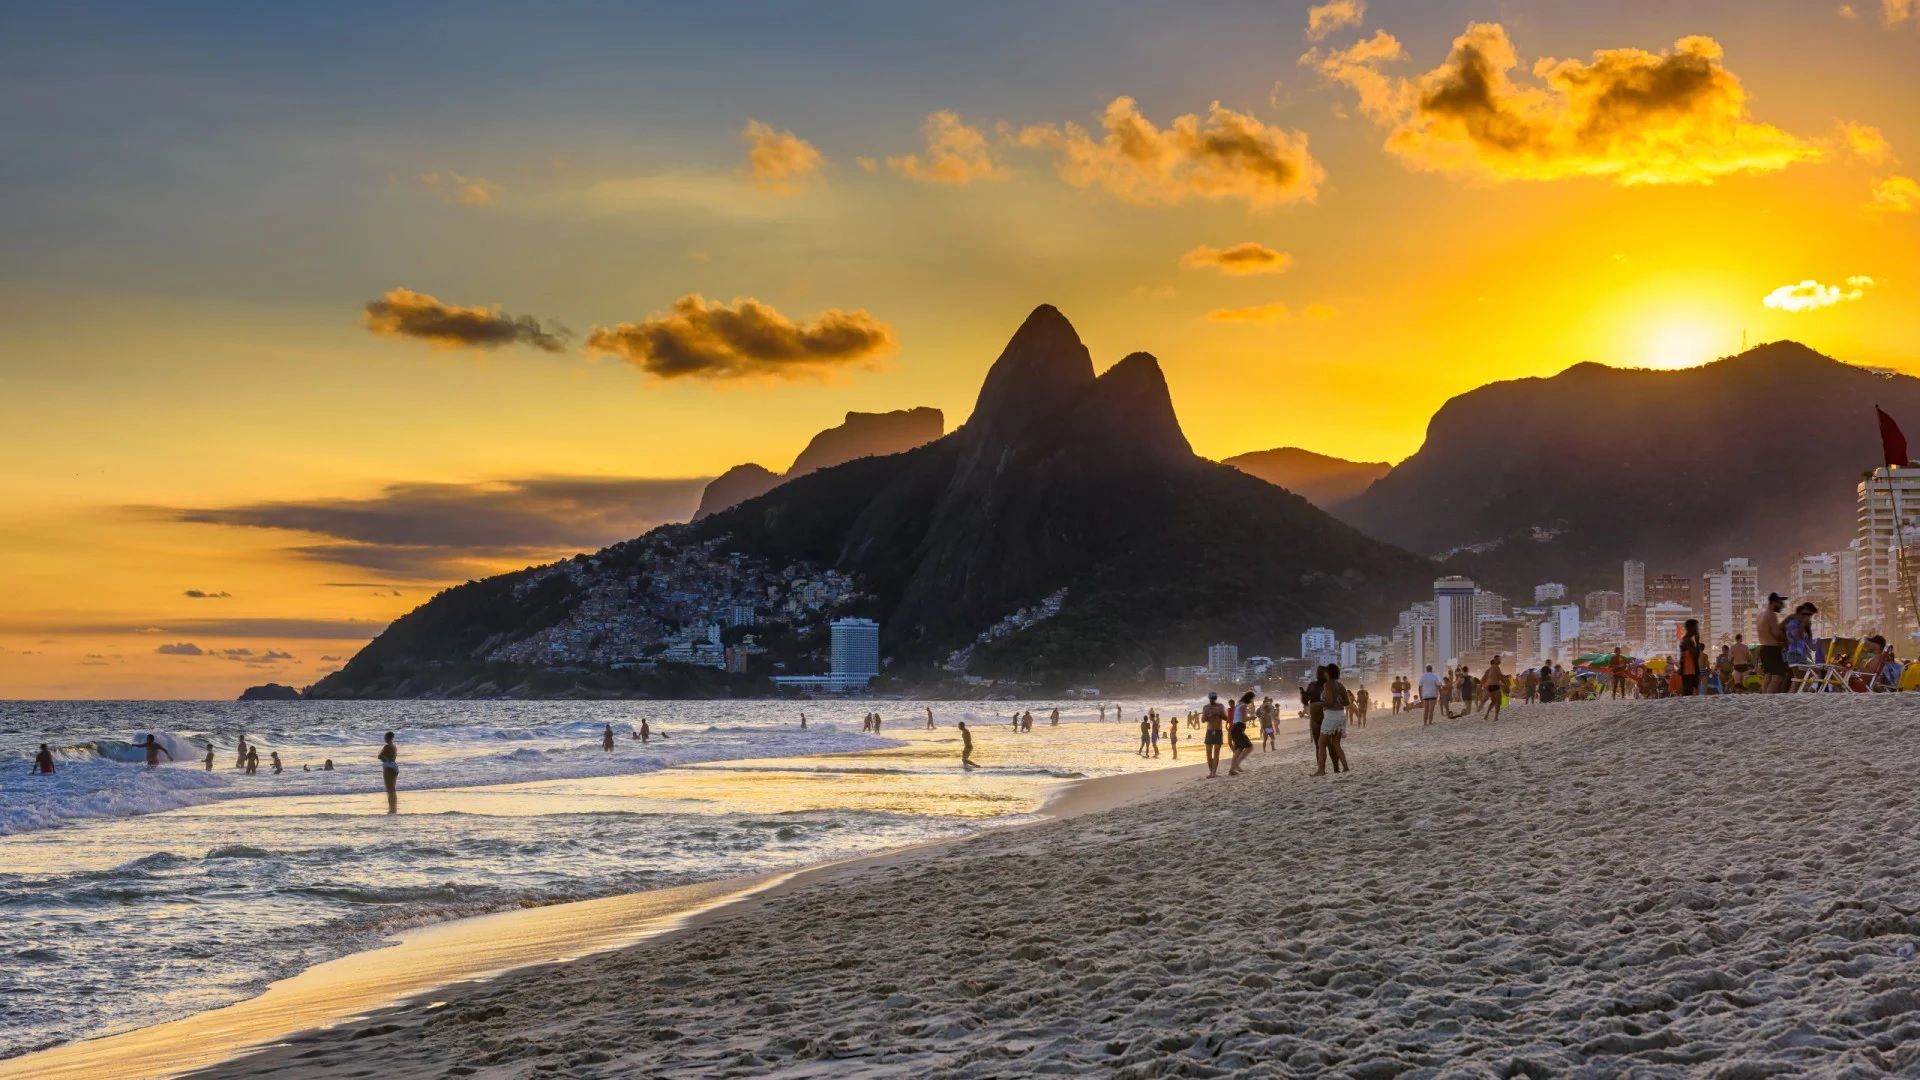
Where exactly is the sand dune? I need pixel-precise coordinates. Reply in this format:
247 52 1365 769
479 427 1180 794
197 696 1920 1077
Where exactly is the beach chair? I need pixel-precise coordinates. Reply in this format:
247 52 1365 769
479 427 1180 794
1847 639 1887 693
1895 663 1920 693
1794 638 1852 694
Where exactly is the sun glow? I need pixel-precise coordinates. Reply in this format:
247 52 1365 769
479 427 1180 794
1641 320 1729 370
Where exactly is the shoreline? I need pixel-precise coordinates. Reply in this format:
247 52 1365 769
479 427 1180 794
1 743 1203 1080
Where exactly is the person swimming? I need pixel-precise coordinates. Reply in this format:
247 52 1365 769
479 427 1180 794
323 758 334 771
32 743 56 774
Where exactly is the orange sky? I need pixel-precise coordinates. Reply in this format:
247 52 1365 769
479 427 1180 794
2 1 1917 697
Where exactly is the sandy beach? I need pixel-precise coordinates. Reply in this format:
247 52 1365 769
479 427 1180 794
155 694 1920 1078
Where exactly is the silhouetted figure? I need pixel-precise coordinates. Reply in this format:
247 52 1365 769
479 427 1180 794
32 744 55 774
143 733 173 768
378 731 399 814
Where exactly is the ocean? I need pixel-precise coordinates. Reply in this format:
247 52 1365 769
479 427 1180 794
0 698 1210 1059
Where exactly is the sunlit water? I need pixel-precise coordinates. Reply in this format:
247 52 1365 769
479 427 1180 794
0 699 1228 1058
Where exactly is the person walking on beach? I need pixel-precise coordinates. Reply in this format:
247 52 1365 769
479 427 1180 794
927 707 936 730
1715 645 1735 695
1167 716 1179 759
1481 658 1507 721
602 723 615 752
1319 666 1352 775
1730 635 1753 688
1679 619 1706 696
1303 667 1328 774
1259 698 1276 751
1050 708 1059 727
1419 665 1439 725
958 721 976 769
1149 713 1161 758
1354 686 1370 728
1785 603 1817 676
1228 691 1255 775
32 743 56 774
1758 592 1790 693
1537 662 1557 703
378 731 399 814
1200 692 1227 777
141 733 172 768
1438 671 1455 720
1137 714 1151 757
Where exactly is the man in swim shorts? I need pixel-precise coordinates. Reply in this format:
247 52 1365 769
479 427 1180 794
1200 692 1227 777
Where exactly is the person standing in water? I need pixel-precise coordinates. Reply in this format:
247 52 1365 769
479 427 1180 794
203 742 216 771
1137 714 1151 756
958 721 976 769
602 723 615 752
799 712 806 730
1049 708 1059 727
32 744 56 774
143 733 173 768
378 731 399 814
234 734 248 770
269 751 283 775
244 745 258 774
640 718 651 744
1166 716 1179 759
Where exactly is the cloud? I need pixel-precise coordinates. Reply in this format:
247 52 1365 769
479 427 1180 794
320 655 344 662
742 119 824 194
886 111 1009 185
1306 0 1366 41
147 476 711 580
1885 0 1915 25
1018 96 1324 210
183 589 231 599
418 172 502 206
1838 121 1894 165
1867 175 1920 213
156 642 206 655
1205 301 1293 324
1837 3 1859 16
1305 24 1823 185
1762 276 1875 312
1179 242 1293 275
363 288 569 353
586 295 896 382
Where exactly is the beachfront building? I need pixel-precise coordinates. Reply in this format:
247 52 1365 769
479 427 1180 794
1700 557 1760 645
1643 602 1697 657
830 617 881 687
1855 466 1920 638
1790 552 1841 625
1648 574 1693 608
1623 560 1646 607
1584 590 1624 614
1840 540 1862 626
1434 576 1478 666
1299 627 1337 665
1387 602 1437 677
1338 635 1387 683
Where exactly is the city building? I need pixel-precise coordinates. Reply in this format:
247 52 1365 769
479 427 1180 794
1855 466 1920 636
1643 602 1697 655
1700 557 1759 644
1387 602 1437 677
1789 552 1840 624
1840 540 1862 625
1623 560 1646 608
725 604 756 627
830 617 881 687
1434 576 1478 666
1299 627 1337 665
1534 582 1567 603
1648 573 1693 608
1584 590 1624 615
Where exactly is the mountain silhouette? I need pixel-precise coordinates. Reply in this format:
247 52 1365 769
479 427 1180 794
692 407 944 519
312 305 1437 695
1336 341 1919 595
1223 447 1390 509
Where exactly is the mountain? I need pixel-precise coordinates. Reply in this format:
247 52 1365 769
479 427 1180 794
692 408 944 519
1336 341 1920 597
309 305 1437 697
1223 447 1390 509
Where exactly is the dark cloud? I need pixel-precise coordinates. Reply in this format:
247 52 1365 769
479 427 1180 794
184 589 232 599
145 475 709 580
320 655 344 662
15 617 387 640
156 642 206 655
363 287 570 353
587 295 896 381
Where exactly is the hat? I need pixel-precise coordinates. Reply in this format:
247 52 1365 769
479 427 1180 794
1207 691 1217 700
1767 592 1787 604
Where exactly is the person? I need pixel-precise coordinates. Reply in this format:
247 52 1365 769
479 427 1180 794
1456 664 1477 719
1418 665 1439 725
1353 686 1370 728
1538 662 1556 704
323 758 334 770
958 721 976 769
640 718 651 743
1757 592 1790 693
1390 677 1404 716
1149 713 1161 758
1521 667 1538 704
1301 667 1328 774
244 745 258 774
1200 691 1227 778
1438 671 1455 720
1784 603 1817 678
1049 708 1059 727
927 707 936 730
1259 698 1276 751
798 712 806 730
1481 658 1507 721
1022 710 1033 733
203 742 216 771
1608 647 1629 699
269 750 283 775
143 733 173 768
1730 634 1753 687
1714 645 1734 694
378 731 399 814
602 723 615 752
1099 705 1107 722
31 743 56 774
1319 665 1351 775
1227 691 1255 775
1166 715 1179 760
1137 714 1151 757
234 734 248 770
1676 619 1705 696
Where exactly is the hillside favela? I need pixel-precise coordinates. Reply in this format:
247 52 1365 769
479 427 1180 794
4 3 1920 1078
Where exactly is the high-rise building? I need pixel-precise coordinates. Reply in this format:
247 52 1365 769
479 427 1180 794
1648 574 1693 608
829 617 881 688
1207 642 1242 681
1623 605 1648 644
1700 557 1759 644
1789 553 1840 624
1434 576 1478 665
1840 539 1862 625
1644 602 1697 655
1584 590 1624 615
1623 560 1646 608
1855 466 1920 635
1299 627 1337 662
1534 582 1567 603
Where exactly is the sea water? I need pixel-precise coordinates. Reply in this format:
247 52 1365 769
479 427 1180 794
0 698 1210 1058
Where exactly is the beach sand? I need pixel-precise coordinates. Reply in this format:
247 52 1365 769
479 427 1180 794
99 697 1920 1074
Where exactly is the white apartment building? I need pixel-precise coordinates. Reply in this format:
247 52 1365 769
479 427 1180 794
1700 557 1759 644
1789 553 1840 623
1207 642 1242 682
829 617 881 687
1299 627 1337 663
1534 583 1567 602
1856 466 1920 634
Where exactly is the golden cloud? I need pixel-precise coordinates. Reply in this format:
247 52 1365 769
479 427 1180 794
1205 301 1292 324
1306 24 1823 185
742 120 824 194
886 111 1009 185
418 171 501 206
1019 96 1324 210
1839 121 1894 165
1867 175 1920 213
363 288 569 353
1762 276 1875 312
586 295 896 381
1179 242 1293 275
1885 0 1915 25
1306 0 1366 41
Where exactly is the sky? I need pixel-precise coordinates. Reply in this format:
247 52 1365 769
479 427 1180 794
2 0 1917 697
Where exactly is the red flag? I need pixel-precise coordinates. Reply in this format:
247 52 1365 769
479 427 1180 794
1879 407 1909 469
